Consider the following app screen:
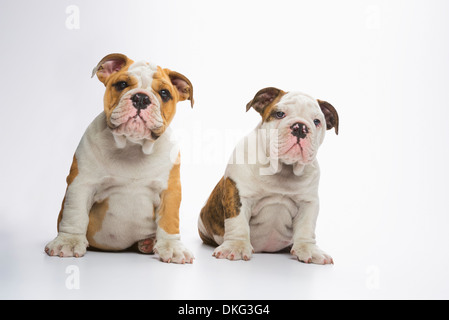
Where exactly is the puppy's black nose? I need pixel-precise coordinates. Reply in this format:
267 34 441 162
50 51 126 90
132 93 151 110
291 122 308 139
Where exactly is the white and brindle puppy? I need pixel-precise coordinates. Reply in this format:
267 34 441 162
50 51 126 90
45 53 195 264
198 87 339 264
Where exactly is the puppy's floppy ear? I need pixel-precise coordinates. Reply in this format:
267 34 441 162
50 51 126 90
246 87 285 116
317 99 339 135
165 69 194 108
92 53 133 85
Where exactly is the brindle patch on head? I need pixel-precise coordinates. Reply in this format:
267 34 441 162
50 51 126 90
317 99 339 135
246 87 287 122
261 93 289 123
199 177 242 246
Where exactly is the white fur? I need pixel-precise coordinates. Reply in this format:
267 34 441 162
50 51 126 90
46 116 191 263
154 228 194 264
212 198 254 260
207 92 332 264
45 59 193 263
46 113 180 254
44 232 89 258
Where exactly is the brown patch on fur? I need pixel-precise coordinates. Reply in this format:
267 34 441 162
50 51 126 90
92 53 136 128
317 99 339 135
102 72 138 129
199 229 219 247
246 87 286 122
92 53 134 85
165 69 194 107
151 67 179 132
156 153 182 235
57 155 79 231
86 198 114 250
150 67 194 136
261 93 288 122
199 177 242 246
94 54 193 131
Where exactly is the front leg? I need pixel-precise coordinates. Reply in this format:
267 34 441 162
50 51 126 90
45 155 93 258
213 197 254 261
153 157 194 264
291 199 333 265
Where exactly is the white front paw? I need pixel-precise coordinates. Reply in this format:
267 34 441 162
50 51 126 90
45 232 89 258
291 243 333 265
154 239 194 264
213 240 254 261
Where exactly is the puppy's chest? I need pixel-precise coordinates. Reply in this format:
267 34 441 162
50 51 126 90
93 147 173 204
246 175 312 201
252 162 319 197
87 174 164 250
93 175 165 206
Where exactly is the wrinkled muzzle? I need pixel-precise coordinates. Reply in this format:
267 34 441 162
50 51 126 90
110 89 164 142
275 123 318 165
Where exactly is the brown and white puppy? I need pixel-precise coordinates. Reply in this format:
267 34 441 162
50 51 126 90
45 53 194 263
198 87 338 264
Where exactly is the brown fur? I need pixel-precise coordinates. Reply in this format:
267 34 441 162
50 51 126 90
199 177 242 246
86 198 115 250
151 67 179 134
246 87 287 122
165 69 194 107
317 99 339 135
102 71 138 129
156 153 182 235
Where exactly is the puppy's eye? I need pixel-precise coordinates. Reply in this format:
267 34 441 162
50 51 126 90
314 119 321 126
274 111 286 119
159 89 172 102
113 81 128 91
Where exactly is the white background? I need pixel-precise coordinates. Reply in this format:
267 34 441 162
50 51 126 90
1 0 449 299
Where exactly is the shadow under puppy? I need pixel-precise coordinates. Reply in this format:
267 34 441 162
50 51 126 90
45 53 194 264
198 87 339 264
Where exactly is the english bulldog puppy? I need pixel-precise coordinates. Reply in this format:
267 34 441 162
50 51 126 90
45 53 194 264
198 87 339 264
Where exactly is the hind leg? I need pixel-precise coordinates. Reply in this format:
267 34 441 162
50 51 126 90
137 236 156 254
